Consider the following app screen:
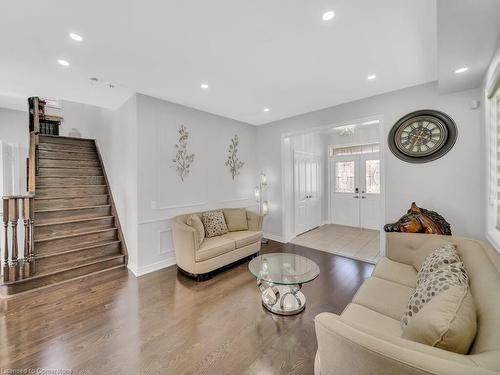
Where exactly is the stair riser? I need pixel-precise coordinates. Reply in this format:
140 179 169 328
36 206 112 223
38 158 100 168
35 230 118 255
39 150 98 161
35 242 122 273
37 186 108 197
39 136 95 147
39 167 102 177
0 258 125 295
35 217 115 240
35 196 109 210
39 143 96 153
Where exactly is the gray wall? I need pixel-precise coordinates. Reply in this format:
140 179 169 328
257 81 483 241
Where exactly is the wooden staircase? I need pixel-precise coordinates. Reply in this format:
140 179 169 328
0 133 127 297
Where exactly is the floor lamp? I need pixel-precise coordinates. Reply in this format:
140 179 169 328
255 172 269 244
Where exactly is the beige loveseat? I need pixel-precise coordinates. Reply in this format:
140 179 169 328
314 232 500 375
172 209 263 278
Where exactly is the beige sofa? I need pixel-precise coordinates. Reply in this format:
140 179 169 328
314 232 500 375
172 209 263 278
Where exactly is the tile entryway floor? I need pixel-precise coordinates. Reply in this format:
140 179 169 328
291 224 381 263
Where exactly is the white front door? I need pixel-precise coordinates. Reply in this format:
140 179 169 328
294 152 321 235
331 152 381 230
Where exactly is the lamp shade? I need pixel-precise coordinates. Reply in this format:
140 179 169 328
260 173 267 186
254 187 261 202
262 201 269 216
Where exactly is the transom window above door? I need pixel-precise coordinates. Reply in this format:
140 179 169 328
330 143 379 157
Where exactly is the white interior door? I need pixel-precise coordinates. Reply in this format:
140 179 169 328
359 152 381 230
331 155 360 227
331 150 381 230
294 152 321 235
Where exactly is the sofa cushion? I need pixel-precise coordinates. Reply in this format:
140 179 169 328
222 230 262 248
341 303 403 337
201 210 229 238
402 262 469 327
352 276 414 320
402 285 477 354
373 257 417 288
416 243 460 285
196 236 235 262
223 208 249 232
186 214 205 245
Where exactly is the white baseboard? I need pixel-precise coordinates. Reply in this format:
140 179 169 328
127 255 177 277
263 233 286 243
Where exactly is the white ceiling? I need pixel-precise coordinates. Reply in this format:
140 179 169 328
0 1 497 125
437 0 500 94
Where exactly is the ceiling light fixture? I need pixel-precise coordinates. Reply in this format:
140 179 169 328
367 74 377 80
322 11 335 21
263 108 270 112
69 33 83 41
455 67 469 74
200 83 209 89
57 59 70 67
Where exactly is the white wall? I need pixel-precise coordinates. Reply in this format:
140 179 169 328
257 81 483 241
87 95 139 272
135 93 258 274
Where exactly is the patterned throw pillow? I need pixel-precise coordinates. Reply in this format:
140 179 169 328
201 210 229 238
416 244 459 286
402 262 469 327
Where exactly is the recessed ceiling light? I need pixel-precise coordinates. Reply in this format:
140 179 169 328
322 11 335 21
263 108 270 112
455 67 469 74
200 83 209 89
69 33 83 41
367 74 377 80
57 59 70 67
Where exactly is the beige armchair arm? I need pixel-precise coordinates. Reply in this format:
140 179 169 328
314 312 493 375
172 220 199 274
247 210 263 231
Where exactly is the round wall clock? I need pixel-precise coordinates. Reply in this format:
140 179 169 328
388 109 457 163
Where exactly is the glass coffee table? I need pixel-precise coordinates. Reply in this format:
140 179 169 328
248 253 320 315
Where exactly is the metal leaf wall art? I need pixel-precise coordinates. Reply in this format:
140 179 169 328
225 134 244 180
172 125 195 182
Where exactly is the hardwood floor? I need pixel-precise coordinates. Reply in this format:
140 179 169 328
0 241 374 375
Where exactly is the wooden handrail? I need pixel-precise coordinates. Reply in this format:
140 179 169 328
1 195 35 282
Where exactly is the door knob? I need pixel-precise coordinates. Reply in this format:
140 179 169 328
361 196 367 199
353 195 359 198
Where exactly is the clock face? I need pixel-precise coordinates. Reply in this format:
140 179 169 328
394 116 448 157
388 110 457 163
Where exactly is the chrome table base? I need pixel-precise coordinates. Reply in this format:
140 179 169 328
257 280 306 315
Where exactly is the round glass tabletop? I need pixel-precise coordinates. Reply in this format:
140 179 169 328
248 253 320 285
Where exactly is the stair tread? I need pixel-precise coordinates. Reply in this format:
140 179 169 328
2 254 124 284
39 156 98 161
35 240 122 260
38 185 108 189
35 194 109 200
39 166 101 169
35 215 114 227
38 148 97 155
34 227 117 243
40 134 96 142
36 204 111 213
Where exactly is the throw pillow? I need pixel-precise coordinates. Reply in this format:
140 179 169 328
402 285 477 354
201 210 229 238
402 261 469 328
223 208 249 232
416 244 460 286
412 237 455 271
186 214 205 245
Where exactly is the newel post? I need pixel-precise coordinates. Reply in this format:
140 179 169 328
8 198 20 281
2 199 8 283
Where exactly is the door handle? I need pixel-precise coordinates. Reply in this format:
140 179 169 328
361 196 367 199
353 195 359 198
